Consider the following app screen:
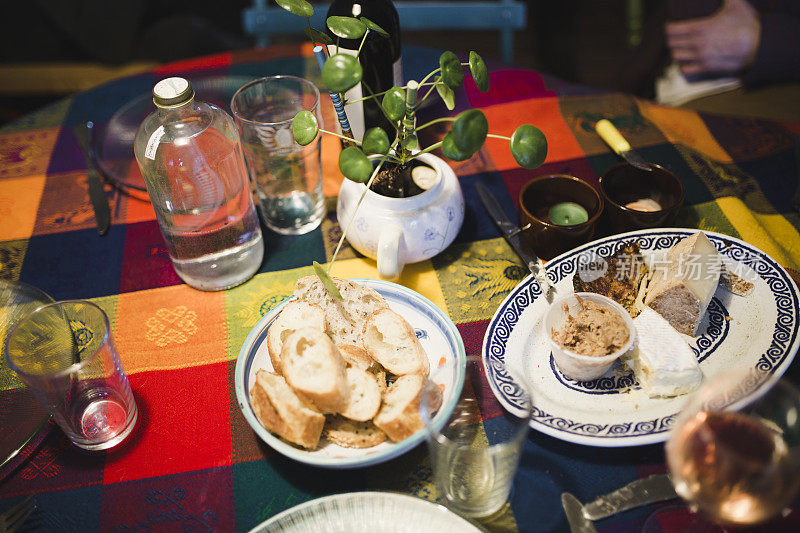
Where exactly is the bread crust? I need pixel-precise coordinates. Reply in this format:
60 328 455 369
323 416 388 448
249 370 325 449
374 374 426 442
338 344 388 393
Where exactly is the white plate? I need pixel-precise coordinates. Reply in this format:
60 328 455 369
249 491 484 532
482 228 800 447
235 278 466 468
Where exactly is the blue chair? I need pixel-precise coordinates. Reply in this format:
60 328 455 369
243 1 527 64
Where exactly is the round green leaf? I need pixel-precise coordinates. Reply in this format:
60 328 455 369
469 51 489 92
450 109 488 154
434 76 455 110
510 124 548 169
322 53 363 93
339 146 372 183
441 133 472 162
326 16 366 39
362 127 390 155
401 134 418 151
275 0 314 17
292 110 318 146
381 86 406 121
439 51 464 90
304 27 333 45
359 17 389 37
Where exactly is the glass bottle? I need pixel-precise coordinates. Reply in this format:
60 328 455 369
326 0 402 140
134 77 263 291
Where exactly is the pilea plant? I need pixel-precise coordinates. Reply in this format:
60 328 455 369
275 0 548 293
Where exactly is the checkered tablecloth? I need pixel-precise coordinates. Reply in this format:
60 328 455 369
1 43 799 532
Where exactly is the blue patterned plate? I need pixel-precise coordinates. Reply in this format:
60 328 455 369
235 279 466 468
483 229 800 447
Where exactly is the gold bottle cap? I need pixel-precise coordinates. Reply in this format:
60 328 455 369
153 77 194 108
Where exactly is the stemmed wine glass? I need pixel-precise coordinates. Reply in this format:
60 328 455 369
655 368 800 530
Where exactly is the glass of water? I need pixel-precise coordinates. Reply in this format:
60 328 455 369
5 300 138 451
231 76 326 235
421 356 532 518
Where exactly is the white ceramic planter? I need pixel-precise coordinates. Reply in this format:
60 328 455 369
337 153 465 279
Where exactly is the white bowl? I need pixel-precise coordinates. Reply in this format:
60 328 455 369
235 278 466 468
544 292 636 381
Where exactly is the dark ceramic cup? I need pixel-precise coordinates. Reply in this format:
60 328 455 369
599 163 685 234
518 175 604 260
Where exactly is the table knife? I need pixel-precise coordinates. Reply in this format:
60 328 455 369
595 119 652 172
475 182 555 301
582 473 678 521
73 121 111 236
561 493 598 533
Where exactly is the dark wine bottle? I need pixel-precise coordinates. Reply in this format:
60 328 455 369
326 0 402 141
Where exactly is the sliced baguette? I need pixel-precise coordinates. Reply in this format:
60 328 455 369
338 344 387 393
373 373 426 442
339 365 382 421
281 328 348 414
267 300 325 375
324 416 388 448
293 275 389 345
363 308 430 376
249 370 325 450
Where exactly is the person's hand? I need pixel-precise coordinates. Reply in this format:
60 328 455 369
666 0 761 77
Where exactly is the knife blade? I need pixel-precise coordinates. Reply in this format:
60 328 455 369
74 121 111 236
475 182 555 301
582 473 678 521
561 493 598 533
595 119 652 172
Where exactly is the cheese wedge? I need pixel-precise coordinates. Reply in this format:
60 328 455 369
644 232 722 335
624 308 703 397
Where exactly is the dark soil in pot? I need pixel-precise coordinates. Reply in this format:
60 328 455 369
369 159 435 198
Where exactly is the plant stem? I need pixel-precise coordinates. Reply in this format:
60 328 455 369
418 68 442 87
357 30 369 56
487 133 512 141
413 141 444 157
415 117 456 131
305 18 319 48
319 128 361 143
418 83 439 106
328 141 399 275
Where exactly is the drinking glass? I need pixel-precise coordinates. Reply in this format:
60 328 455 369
420 356 532 518
661 368 800 528
5 300 138 451
231 76 325 235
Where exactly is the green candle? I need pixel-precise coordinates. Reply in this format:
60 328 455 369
548 202 589 225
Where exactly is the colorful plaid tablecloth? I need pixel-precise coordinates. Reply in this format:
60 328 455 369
1 44 799 532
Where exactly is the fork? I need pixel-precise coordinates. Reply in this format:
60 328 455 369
0 495 35 533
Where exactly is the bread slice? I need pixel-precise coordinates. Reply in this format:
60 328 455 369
281 328 348 413
339 365 382 421
338 344 387 393
363 308 430 376
323 415 388 448
293 275 389 345
249 370 325 450
267 300 325 375
373 374 427 442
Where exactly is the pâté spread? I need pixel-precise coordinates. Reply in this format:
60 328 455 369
551 297 630 357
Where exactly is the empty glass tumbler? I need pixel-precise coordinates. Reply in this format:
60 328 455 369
421 357 532 517
5 300 138 451
134 77 264 291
